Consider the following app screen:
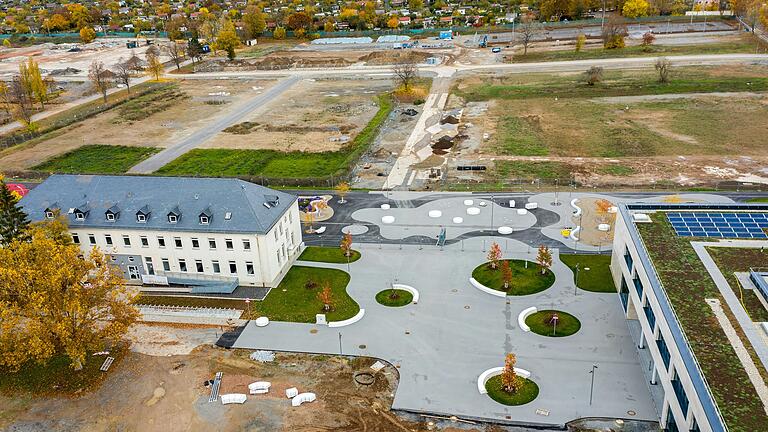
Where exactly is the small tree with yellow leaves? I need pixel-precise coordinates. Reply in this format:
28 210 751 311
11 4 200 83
487 242 502 270
501 353 523 393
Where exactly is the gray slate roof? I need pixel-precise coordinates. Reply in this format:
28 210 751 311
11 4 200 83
20 175 297 235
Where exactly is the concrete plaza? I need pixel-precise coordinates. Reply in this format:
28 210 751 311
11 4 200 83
233 238 656 426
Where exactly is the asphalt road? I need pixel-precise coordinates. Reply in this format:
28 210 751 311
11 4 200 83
127 75 300 174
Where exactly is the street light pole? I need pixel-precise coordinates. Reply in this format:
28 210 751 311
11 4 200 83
574 263 580 296
601 0 606 31
589 364 599 405
490 193 494 232
338 332 343 355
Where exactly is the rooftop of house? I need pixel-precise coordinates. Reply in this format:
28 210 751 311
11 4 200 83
620 202 768 432
20 174 297 235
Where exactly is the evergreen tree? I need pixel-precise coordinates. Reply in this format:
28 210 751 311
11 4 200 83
0 178 30 246
188 36 204 64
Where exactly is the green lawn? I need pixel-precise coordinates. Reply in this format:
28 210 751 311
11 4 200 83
156 94 393 180
0 343 127 396
299 246 361 263
32 145 160 174
375 289 413 307
472 260 555 296
638 215 768 431
559 254 615 293
485 375 539 406
525 310 581 337
137 266 359 322
746 197 768 203
512 38 760 63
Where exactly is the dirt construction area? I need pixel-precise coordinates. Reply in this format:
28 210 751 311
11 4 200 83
196 49 435 71
0 78 275 170
203 78 393 153
0 323 429 432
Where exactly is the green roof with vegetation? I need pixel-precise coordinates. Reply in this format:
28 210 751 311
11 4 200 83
636 214 768 432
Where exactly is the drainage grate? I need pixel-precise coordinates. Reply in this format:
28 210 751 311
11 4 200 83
99 357 114 372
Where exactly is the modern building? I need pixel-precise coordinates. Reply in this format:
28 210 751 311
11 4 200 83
611 202 768 432
20 175 303 294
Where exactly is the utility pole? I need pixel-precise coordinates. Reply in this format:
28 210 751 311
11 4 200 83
601 0 606 31
589 364 599 405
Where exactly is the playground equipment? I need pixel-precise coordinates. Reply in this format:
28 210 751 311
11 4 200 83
436 227 447 246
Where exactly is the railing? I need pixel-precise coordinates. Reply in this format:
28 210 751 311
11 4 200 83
621 204 728 432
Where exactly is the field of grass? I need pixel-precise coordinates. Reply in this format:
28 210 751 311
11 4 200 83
485 375 539 406
747 197 768 203
525 310 581 337
512 38 761 63
455 67 768 101
137 266 358 322
32 145 159 174
375 289 413 307
113 84 187 124
0 343 127 396
156 94 393 181
299 246 361 263
707 247 768 322
559 254 616 293
637 215 768 431
472 259 555 295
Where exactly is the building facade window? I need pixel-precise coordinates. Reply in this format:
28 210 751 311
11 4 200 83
72 233 80 244
243 239 251 250
229 261 237 274
657 334 671 370
671 371 689 417
88 234 96 245
178 259 187 272
225 239 233 250
168 214 177 223
162 258 170 271
145 257 154 275
619 275 629 312
174 237 182 248
665 409 680 432
624 246 634 272
191 238 200 249
208 238 216 249
195 260 204 272
212 261 220 273
643 301 656 331
140 236 149 247
105 234 113 246
158 236 166 247
136 214 146 223
123 235 131 247
633 273 643 299
246 262 254 275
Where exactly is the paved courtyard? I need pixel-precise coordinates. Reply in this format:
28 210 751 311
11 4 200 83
233 238 656 426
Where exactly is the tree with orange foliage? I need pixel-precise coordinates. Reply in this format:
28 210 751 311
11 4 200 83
501 353 523 393
317 282 334 312
536 245 552 275
487 242 502 270
340 232 353 257
501 260 513 290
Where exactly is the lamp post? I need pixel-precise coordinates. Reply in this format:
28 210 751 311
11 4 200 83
574 263 580 296
338 332 343 355
490 193 495 231
589 364 599 405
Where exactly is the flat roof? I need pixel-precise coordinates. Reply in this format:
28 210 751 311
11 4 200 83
621 203 768 432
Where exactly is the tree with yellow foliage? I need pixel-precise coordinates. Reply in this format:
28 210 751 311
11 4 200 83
501 353 523 393
80 27 97 44
336 181 350 204
0 217 138 371
387 15 400 29
215 20 240 60
622 0 650 18
146 55 164 81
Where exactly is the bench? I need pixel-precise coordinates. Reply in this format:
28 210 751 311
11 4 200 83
469 277 506 298
221 393 247 405
248 381 271 395
291 392 317 407
518 307 538 332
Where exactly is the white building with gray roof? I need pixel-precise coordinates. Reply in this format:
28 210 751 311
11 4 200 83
20 175 303 293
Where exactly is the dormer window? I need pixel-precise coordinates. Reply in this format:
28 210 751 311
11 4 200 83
106 213 115 221
167 206 181 224
200 215 209 225
75 212 85 221
137 214 146 223
45 211 54 219
136 205 150 223
105 205 120 222
199 207 212 225
168 214 178 223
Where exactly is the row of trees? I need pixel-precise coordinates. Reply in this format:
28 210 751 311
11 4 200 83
0 177 138 371
0 57 51 128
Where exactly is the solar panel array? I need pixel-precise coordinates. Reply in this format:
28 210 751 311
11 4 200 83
668 212 768 239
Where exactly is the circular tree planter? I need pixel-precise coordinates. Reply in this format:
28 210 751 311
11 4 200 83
525 310 581 337
376 289 414 307
485 375 539 406
472 260 555 296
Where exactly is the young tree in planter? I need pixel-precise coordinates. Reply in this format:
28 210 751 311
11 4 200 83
317 282 334 312
487 242 502 270
536 245 552 275
501 353 522 393
303 211 315 234
340 232 353 257
336 181 350 204
575 33 586 52
501 260 513 290
0 176 29 246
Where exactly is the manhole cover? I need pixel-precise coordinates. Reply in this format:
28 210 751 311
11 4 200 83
464 305 470 309
627 410 636 416
309 329 318 334
451 289 458 292
358 344 366 349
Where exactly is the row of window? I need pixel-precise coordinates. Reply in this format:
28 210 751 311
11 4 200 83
72 232 253 251
50 208 215 225
145 256 256 276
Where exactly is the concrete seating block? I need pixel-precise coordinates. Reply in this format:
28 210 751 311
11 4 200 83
291 392 317 407
221 394 247 405
518 306 538 332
